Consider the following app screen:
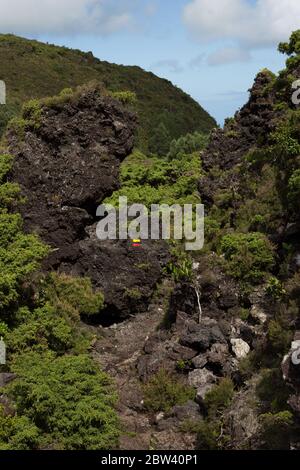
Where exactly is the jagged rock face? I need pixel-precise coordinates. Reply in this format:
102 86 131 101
202 71 279 174
199 71 282 207
235 71 280 145
8 89 136 262
7 88 169 319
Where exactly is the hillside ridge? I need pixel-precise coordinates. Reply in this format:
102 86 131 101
0 33 216 148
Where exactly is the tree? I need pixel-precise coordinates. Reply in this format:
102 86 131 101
149 122 171 156
278 30 300 56
168 131 208 160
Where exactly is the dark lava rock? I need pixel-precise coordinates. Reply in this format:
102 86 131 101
7 86 169 319
180 320 226 352
61 228 170 321
199 71 283 208
167 344 197 362
8 87 136 265
170 401 201 422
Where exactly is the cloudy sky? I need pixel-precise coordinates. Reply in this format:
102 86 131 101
0 0 299 123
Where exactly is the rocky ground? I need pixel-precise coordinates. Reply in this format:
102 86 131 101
84 254 273 450
91 298 198 450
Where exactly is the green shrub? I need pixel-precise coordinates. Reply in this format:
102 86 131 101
259 411 293 450
6 304 74 355
8 352 120 450
105 149 201 208
267 320 293 354
149 122 171 156
220 232 275 284
278 30 300 56
143 369 195 412
59 87 73 98
265 277 286 300
196 420 226 450
22 99 42 130
256 369 290 413
41 87 75 108
7 117 27 140
0 153 14 181
0 225 49 310
0 103 20 137
44 273 105 317
204 379 234 418
164 248 193 282
0 406 40 450
123 287 143 301
239 350 261 380
110 90 137 105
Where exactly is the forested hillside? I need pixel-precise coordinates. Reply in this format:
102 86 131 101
0 34 216 149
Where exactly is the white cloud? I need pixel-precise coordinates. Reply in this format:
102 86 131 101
152 59 184 73
207 46 251 66
189 53 205 69
0 0 133 36
183 0 300 47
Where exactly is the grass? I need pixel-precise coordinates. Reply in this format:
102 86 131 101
143 369 196 412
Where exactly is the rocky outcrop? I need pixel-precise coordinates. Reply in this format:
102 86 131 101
202 71 280 173
8 87 136 261
7 87 169 319
199 70 283 207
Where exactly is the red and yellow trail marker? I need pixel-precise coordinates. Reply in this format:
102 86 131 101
132 239 141 247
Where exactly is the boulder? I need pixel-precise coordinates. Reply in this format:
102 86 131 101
188 368 218 404
168 344 197 362
180 321 226 352
207 343 229 368
250 305 267 324
171 401 201 422
188 368 217 389
231 338 250 359
167 282 198 321
191 354 208 369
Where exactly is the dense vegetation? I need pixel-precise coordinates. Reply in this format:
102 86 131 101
0 34 216 150
0 151 119 450
105 131 207 207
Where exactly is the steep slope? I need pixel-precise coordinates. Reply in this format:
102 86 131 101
6 84 170 321
95 32 300 450
0 34 216 147
0 83 170 450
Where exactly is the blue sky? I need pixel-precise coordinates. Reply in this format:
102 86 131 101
1 0 299 124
